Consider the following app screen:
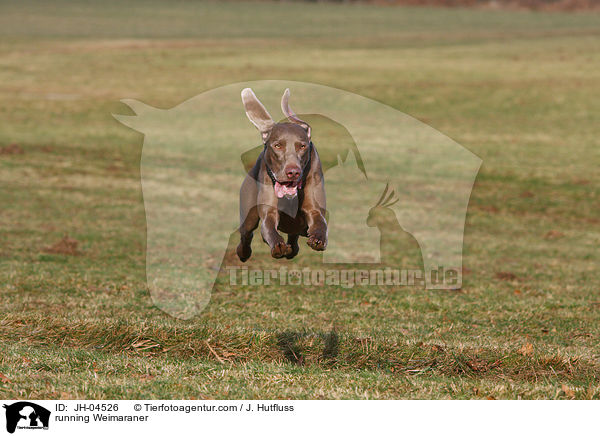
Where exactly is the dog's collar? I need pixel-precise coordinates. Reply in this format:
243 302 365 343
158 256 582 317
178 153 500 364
263 141 313 190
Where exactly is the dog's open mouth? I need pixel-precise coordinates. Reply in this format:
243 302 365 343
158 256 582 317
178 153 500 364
274 180 300 199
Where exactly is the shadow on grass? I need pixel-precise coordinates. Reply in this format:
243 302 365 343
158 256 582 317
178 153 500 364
277 330 339 365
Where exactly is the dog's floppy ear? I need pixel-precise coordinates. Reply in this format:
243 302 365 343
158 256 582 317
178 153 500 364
281 88 311 139
241 88 275 142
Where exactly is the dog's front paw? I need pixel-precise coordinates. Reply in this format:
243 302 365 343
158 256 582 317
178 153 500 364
285 241 299 259
307 232 327 251
271 241 293 258
236 243 252 262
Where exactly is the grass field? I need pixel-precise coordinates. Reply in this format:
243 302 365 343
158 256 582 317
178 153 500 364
0 0 599 399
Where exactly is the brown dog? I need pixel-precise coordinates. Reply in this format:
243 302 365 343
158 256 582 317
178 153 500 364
236 88 327 261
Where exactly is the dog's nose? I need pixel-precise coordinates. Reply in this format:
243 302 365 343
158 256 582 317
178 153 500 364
285 165 301 181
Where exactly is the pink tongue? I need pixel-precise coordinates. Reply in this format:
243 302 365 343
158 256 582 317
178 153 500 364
275 182 298 198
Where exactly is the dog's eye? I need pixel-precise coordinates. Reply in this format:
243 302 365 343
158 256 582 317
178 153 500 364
272 143 282 149
298 143 307 149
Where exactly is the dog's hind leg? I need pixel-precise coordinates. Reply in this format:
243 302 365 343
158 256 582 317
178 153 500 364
237 206 259 262
238 174 260 262
285 234 300 259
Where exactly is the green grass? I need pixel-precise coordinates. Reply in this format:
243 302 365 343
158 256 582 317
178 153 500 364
0 0 599 399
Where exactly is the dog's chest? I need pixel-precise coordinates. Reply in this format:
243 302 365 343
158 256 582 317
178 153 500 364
276 194 308 235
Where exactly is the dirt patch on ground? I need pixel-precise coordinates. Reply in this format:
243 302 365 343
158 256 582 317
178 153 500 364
0 144 25 155
495 271 519 281
43 235 81 256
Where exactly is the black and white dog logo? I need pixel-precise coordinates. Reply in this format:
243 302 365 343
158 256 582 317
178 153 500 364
3 402 50 433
